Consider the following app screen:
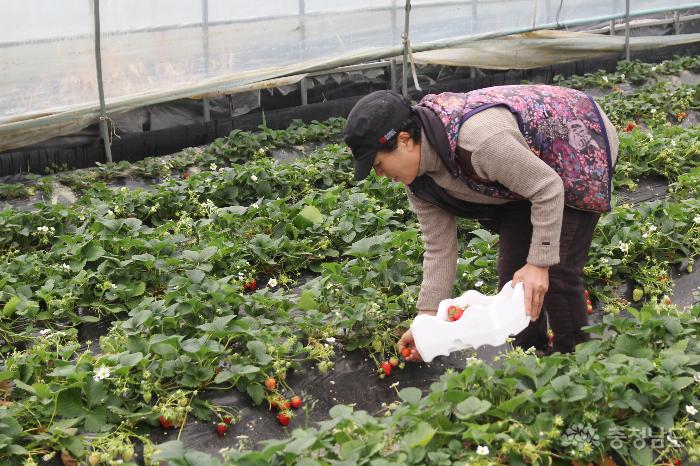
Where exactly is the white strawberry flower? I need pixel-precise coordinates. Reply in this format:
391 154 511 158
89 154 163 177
210 163 217 170
93 366 111 382
686 405 698 416
476 445 489 455
475 280 484 288
396 209 404 215
325 337 336 343
268 278 278 288
694 215 700 224
650 108 657 114
251 174 258 182
602 76 609 83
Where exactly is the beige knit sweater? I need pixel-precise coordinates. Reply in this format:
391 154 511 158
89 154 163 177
406 105 619 311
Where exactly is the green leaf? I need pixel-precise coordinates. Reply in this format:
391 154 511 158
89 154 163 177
117 352 144 368
297 291 318 311
186 269 205 284
48 364 77 378
197 315 235 334
2 296 21 317
454 396 491 420
284 434 318 455
231 364 260 376
247 341 272 365
630 445 652 465
401 421 436 448
82 242 105 261
329 405 354 419
294 205 324 228
56 388 84 418
246 383 265 405
398 387 422 405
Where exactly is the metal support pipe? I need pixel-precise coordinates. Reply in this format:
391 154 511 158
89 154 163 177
401 0 411 97
93 0 112 163
390 59 397 92
202 0 210 122
299 0 306 56
609 19 615 36
674 11 681 34
203 98 211 122
624 0 631 61
300 78 308 106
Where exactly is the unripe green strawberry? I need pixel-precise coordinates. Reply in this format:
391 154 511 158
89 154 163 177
122 446 134 462
632 288 644 301
87 452 100 466
687 264 693 273
372 338 382 353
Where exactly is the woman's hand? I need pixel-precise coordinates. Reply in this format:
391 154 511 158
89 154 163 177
512 263 549 321
397 310 436 363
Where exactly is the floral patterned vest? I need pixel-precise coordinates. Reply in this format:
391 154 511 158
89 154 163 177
417 85 613 212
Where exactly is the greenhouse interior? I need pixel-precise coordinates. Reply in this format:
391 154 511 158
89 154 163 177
1 1 700 465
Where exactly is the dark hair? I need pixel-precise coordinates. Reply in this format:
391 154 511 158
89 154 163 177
383 110 422 151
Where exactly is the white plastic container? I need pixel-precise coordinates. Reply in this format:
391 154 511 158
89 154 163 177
409 281 530 362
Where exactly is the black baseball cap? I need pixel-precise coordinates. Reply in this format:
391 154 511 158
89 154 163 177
344 90 413 181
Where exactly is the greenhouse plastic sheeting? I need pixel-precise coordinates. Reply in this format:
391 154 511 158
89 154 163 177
411 29 700 69
1 0 700 152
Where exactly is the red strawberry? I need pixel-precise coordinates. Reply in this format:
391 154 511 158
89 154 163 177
222 416 233 424
547 329 554 345
159 415 174 429
587 303 593 314
447 305 464 322
389 357 399 367
182 171 190 179
243 279 257 292
216 422 228 437
584 289 590 299
264 377 276 391
380 361 392 376
290 396 302 409
673 459 681 466
277 411 291 426
401 347 411 359
676 112 688 121
624 121 635 132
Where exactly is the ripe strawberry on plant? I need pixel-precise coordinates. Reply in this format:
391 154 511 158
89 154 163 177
586 303 593 314
290 395 302 409
216 422 228 437
401 347 411 359
380 361 392 376
222 416 233 424
182 171 190 179
624 121 636 132
264 377 276 391
159 415 174 429
243 278 257 291
447 305 464 322
277 410 292 426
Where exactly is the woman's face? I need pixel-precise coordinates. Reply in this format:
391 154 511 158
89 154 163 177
372 132 421 185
